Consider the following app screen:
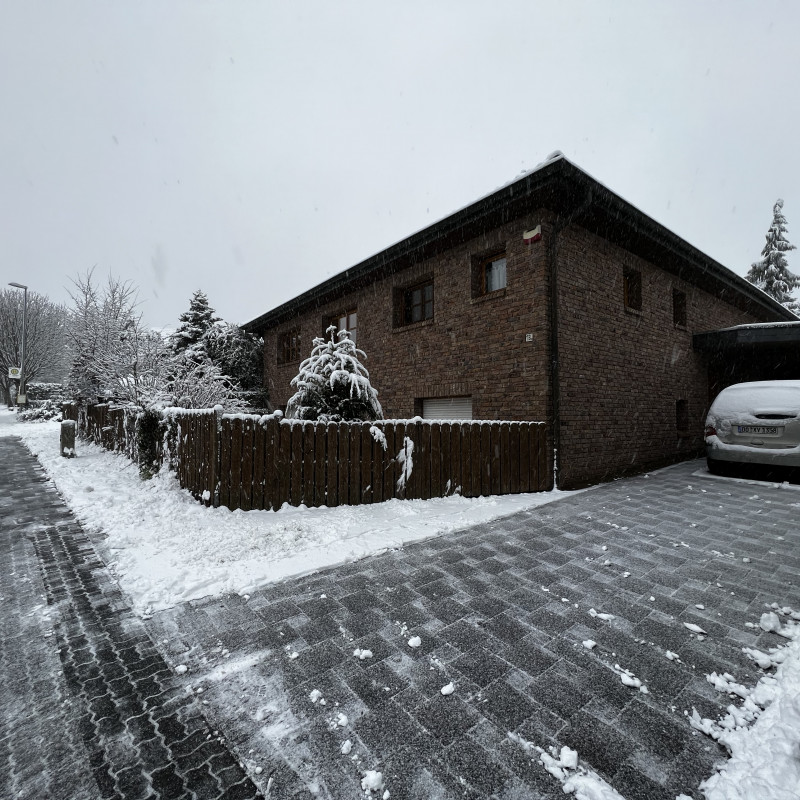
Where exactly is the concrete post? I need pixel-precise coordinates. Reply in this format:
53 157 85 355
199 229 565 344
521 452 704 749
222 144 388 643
60 420 76 458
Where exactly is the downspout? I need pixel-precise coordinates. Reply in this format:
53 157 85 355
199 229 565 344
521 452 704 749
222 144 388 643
548 189 593 489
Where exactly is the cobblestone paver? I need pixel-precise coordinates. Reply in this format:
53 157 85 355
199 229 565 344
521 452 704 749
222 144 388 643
0 437 262 800
149 461 800 800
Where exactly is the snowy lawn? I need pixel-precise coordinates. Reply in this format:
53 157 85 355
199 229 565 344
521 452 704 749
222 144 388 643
1 411 575 615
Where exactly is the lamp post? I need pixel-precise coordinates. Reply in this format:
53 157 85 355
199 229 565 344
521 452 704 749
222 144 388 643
8 282 28 406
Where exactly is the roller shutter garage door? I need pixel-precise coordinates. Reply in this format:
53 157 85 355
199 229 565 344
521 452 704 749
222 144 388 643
421 397 473 420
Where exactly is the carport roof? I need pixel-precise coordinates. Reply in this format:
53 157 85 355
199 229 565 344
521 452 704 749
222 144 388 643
694 321 800 352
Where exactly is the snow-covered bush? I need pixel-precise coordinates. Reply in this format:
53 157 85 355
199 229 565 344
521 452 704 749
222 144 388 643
17 399 63 423
26 383 67 403
286 327 382 422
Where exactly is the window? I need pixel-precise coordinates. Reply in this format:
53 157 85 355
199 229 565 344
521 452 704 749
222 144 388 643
277 328 301 364
673 288 687 327
623 268 642 311
402 280 434 324
328 309 357 345
676 398 689 435
472 250 507 297
481 254 507 294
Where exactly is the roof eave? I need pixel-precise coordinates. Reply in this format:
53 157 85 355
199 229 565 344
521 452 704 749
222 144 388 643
243 158 794 332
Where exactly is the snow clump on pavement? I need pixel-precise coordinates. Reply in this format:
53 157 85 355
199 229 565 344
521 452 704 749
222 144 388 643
508 733 626 799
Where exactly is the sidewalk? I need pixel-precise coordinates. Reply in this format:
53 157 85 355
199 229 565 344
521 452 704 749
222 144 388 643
0 434 261 800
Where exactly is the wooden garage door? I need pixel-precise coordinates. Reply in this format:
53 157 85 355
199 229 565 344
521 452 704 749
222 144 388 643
421 396 473 420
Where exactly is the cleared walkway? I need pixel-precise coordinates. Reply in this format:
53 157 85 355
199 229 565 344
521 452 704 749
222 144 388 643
0 436 261 800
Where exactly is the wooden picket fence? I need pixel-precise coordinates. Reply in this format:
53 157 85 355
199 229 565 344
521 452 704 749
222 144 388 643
63 404 549 510
62 402 139 460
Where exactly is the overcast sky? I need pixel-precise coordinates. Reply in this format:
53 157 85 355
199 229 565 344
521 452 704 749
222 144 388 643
2 1 799 330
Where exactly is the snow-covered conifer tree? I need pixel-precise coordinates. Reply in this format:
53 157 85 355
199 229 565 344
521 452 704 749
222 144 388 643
286 326 383 422
170 290 220 356
203 321 263 389
746 199 799 312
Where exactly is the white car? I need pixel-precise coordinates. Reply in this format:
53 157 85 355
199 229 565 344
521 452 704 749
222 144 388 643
705 380 800 474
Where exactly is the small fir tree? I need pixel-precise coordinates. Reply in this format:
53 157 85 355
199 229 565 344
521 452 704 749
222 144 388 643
286 326 383 422
746 199 799 310
170 290 220 355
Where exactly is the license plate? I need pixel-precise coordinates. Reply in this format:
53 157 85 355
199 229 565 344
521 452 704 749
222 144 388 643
736 425 783 436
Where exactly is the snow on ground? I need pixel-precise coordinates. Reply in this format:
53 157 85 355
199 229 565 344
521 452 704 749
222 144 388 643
1 412 575 614
694 623 800 800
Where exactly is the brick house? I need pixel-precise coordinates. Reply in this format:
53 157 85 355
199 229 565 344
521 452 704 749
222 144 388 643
244 155 794 490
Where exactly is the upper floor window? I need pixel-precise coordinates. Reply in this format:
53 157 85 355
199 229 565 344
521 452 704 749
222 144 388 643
623 267 642 311
277 328 301 364
481 254 507 294
673 288 687 327
328 309 357 345
403 280 434 324
472 250 507 297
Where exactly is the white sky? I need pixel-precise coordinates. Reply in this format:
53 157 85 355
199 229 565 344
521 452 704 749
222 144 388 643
2 1 799 329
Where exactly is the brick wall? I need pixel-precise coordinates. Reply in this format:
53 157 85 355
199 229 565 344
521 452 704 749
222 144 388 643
263 212 553 431
259 212 776 492
555 224 762 488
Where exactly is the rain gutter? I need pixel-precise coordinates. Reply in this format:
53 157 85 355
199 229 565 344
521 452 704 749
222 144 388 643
548 189 594 490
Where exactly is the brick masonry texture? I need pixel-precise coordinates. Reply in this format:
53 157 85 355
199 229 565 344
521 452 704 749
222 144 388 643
146 459 800 800
0 437 262 800
263 212 552 424
258 211 768 489
555 225 758 488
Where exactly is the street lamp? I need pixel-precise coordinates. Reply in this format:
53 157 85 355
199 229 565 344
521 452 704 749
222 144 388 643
8 282 28 406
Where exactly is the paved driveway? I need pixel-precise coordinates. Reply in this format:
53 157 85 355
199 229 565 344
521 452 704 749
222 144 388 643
146 461 800 800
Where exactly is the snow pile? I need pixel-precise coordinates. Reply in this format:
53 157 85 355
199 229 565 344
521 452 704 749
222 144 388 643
613 664 649 694
361 770 389 798
690 623 800 800
5 418 572 614
508 734 626 799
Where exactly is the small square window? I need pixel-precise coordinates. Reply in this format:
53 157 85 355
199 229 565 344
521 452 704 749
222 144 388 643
623 268 642 311
328 309 357 345
401 280 434 325
472 250 507 297
673 289 687 327
277 328 301 364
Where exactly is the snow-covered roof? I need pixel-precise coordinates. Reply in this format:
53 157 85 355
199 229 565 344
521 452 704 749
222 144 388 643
716 320 800 332
244 155 795 332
